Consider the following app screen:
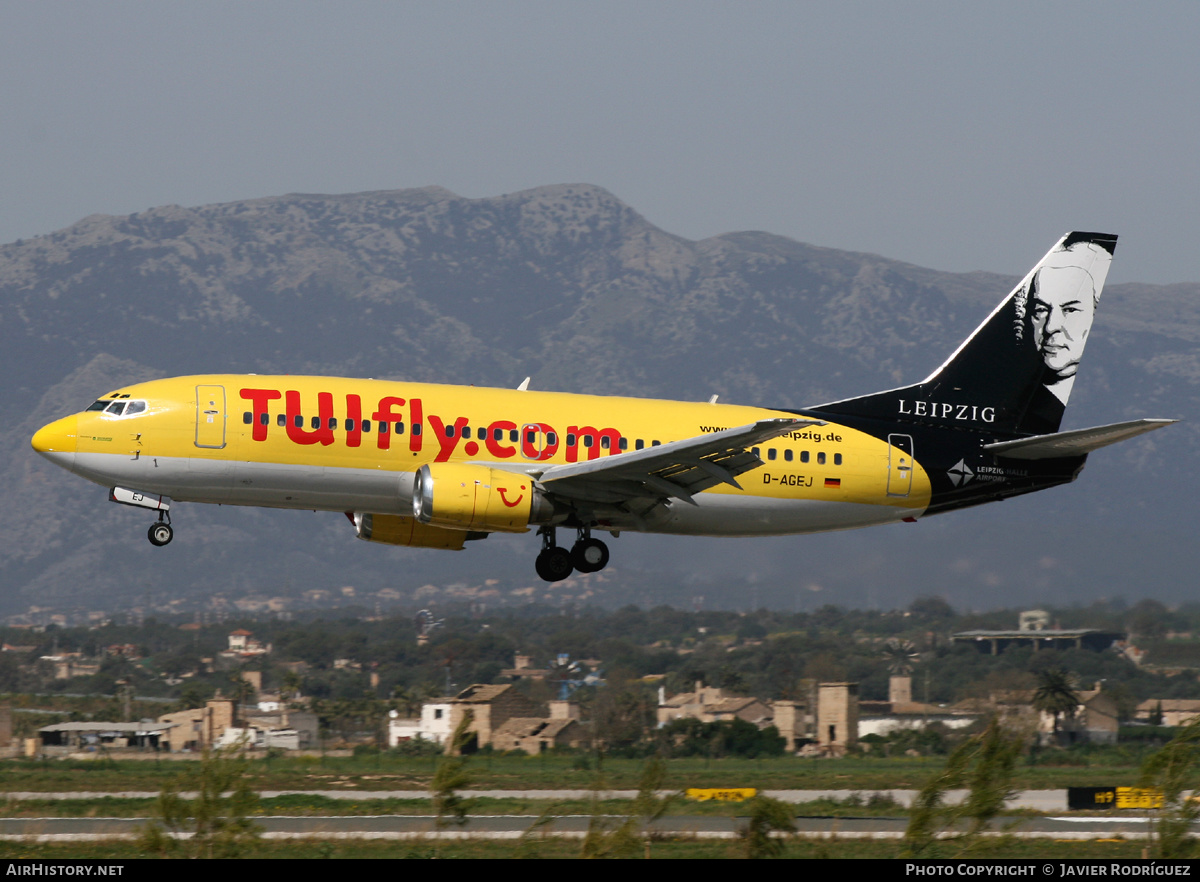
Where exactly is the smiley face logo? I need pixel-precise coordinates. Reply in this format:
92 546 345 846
497 484 526 507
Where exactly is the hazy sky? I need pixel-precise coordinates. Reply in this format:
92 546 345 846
2 1 1198 284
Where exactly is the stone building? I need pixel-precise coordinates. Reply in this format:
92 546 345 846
657 684 772 728
445 684 541 754
156 694 237 752
816 682 858 755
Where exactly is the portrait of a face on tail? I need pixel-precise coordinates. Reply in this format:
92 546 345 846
1012 238 1109 433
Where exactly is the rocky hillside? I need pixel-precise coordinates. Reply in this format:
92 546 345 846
2 185 1195 616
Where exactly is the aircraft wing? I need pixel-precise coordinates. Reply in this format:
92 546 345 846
534 418 822 505
982 418 1177 460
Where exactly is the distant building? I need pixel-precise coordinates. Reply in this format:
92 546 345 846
816 683 858 756
242 708 318 749
491 717 588 753
952 611 1123 655
38 722 175 752
501 654 549 682
388 702 453 747
157 694 237 752
223 630 270 659
446 684 542 754
1137 699 1200 728
1067 689 1119 745
657 684 772 728
859 676 978 738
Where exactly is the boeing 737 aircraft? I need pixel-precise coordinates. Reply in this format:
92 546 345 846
31 232 1174 582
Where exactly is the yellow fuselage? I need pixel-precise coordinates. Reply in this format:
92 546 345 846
32 375 931 537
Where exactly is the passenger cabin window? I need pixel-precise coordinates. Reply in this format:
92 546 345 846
395 422 404 434
379 421 388 434
636 440 645 450
260 413 269 426
800 450 810 463
817 452 826 465
362 420 372 432
784 449 793 462
619 438 628 451
567 434 577 446
310 416 320 429
508 429 517 442
834 453 842 465
294 415 303 428
277 414 286 426
768 448 777 461
243 411 252 424
346 419 355 431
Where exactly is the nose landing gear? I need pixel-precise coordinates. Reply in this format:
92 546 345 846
534 526 610 582
147 512 173 547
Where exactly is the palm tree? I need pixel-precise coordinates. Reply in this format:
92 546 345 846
1032 668 1079 744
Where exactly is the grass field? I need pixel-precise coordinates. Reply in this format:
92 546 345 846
0 749 1159 793
0 750 1171 859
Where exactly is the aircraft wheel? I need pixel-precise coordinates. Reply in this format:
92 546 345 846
535 546 573 582
571 538 609 573
148 523 174 547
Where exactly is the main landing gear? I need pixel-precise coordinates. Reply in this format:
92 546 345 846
147 512 173 547
534 526 609 582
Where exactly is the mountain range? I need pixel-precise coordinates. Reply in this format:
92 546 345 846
2 184 1195 617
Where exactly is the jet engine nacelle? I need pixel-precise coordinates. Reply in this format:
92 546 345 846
412 463 551 533
353 512 472 550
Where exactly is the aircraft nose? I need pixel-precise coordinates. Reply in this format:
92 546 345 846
31 415 78 467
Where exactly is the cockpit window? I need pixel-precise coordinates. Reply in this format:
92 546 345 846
96 399 148 417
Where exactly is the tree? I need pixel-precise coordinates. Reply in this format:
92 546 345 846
903 717 1023 858
430 757 473 829
1139 716 1200 858
736 796 796 859
577 756 679 859
631 756 679 858
1031 668 1079 744
140 748 262 858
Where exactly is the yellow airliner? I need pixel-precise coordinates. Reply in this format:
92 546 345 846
31 232 1174 582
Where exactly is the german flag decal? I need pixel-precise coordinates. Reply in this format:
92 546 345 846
825 478 841 488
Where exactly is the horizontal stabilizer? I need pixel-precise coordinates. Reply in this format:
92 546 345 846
982 419 1177 460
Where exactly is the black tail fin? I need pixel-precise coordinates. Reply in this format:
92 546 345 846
811 232 1117 436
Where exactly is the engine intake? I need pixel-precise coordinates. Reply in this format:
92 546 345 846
412 463 551 533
